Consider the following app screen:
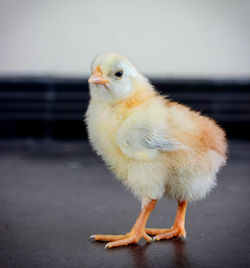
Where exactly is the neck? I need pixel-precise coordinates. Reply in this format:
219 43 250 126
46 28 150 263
114 82 156 110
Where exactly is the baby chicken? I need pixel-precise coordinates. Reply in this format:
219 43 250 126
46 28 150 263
85 53 227 249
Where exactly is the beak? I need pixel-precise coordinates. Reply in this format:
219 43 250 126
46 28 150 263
88 66 110 86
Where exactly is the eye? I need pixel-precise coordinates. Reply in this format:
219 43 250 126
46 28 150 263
114 70 123 78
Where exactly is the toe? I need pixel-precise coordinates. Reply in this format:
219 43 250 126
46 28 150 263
153 227 186 241
153 229 178 241
91 234 128 242
105 237 136 249
145 228 172 235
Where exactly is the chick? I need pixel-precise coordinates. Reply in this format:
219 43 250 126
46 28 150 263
85 53 227 249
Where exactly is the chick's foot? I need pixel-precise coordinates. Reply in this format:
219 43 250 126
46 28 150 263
105 231 152 249
90 199 157 249
147 200 188 241
147 225 186 240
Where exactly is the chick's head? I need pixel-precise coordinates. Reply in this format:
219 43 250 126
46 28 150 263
88 53 146 102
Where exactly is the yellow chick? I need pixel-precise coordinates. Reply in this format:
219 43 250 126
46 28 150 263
85 53 227 249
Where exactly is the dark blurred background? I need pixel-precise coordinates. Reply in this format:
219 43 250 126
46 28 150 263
0 1 250 268
0 78 249 140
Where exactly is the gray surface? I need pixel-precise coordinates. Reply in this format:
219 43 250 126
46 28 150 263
0 139 249 268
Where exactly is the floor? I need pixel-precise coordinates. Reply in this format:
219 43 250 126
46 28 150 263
0 139 249 268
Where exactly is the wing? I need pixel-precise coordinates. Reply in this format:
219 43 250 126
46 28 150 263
116 119 188 161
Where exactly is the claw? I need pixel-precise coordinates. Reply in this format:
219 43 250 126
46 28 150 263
143 232 153 243
89 235 96 241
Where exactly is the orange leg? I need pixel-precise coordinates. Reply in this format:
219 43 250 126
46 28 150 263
90 199 157 248
145 200 188 240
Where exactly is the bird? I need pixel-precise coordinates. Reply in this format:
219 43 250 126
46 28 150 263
85 53 227 249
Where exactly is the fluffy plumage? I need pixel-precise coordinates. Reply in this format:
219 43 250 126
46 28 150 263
86 53 227 202
86 53 228 248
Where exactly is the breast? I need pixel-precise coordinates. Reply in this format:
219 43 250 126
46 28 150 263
85 100 129 179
